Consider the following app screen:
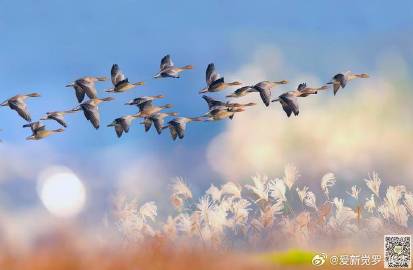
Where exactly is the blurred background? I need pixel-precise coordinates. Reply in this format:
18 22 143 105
0 0 412 249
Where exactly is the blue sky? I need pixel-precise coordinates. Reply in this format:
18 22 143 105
1 1 412 148
0 1 413 223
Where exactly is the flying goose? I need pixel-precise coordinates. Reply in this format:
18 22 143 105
40 109 80 128
203 106 246 121
106 64 144 93
141 112 178 134
247 80 288 107
1 93 41 122
226 86 255 98
26 128 65 140
74 97 115 129
327 71 369 95
127 98 173 117
294 83 329 97
154 55 192 79
23 121 64 140
107 114 141 138
202 95 255 110
66 76 107 103
125 95 165 106
199 63 242 93
162 117 204 140
272 91 300 117
271 83 329 117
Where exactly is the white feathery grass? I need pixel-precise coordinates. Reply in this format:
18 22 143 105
269 178 287 202
303 191 317 210
114 168 413 248
229 198 251 229
382 185 408 227
283 164 299 190
328 197 357 234
170 177 193 210
364 194 376 213
403 192 413 216
221 182 241 198
296 186 309 203
245 174 271 202
321 173 336 199
206 184 222 202
364 172 381 197
139 201 157 222
346 185 361 200
171 177 193 199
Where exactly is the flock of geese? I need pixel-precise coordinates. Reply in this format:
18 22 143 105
0 55 369 141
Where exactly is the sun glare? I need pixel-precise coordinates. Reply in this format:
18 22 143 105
37 166 86 218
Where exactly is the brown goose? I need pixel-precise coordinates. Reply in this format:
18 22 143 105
247 80 288 107
1 93 41 122
26 128 65 141
23 121 64 140
40 109 80 128
270 83 325 118
294 83 329 97
66 76 107 103
154 55 192 79
106 64 144 93
327 71 369 95
203 106 245 121
199 63 242 93
75 97 115 129
125 95 164 106
26 128 64 140
202 95 256 111
141 112 178 134
272 91 300 117
226 86 254 98
162 117 204 140
107 114 140 138
127 97 173 118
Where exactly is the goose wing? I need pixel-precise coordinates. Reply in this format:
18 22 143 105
202 95 225 109
172 121 186 139
81 103 100 129
143 117 153 132
169 125 178 140
111 64 126 86
160 55 174 70
114 124 124 138
279 93 299 117
23 121 45 133
333 73 346 95
120 117 132 133
206 63 222 86
258 88 271 107
49 114 68 128
73 84 86 103
77 79 98 99
138 100 153 112
152 117 164 134
9 100 31 122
